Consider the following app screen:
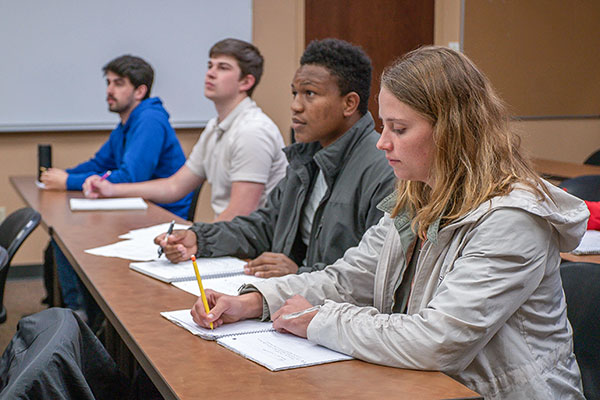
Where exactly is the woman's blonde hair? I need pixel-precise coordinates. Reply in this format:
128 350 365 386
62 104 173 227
381 46 546 238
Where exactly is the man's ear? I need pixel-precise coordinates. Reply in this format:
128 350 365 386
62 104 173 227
134 84 148 101
239 74 256 94
342 92 360 117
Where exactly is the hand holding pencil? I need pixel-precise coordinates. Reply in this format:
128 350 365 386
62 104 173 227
191 255 213 329
83 170 112 197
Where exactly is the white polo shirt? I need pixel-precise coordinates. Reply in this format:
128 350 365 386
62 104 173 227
185 97 287 216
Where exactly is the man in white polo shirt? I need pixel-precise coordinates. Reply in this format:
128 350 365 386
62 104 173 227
86 38 287 222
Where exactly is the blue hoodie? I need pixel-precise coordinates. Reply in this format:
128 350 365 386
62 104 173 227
65 97 192 219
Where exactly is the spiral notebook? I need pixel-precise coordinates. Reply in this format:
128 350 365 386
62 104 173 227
129 256 246 283
161 309 353 371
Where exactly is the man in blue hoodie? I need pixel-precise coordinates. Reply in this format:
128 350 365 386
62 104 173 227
41 55 191 323
41 55 192 218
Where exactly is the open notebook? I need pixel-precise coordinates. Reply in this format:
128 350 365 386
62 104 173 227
130 256 247 283
161 309 352 371
70 197 148 211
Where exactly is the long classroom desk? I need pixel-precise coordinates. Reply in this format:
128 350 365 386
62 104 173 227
533 158 600 181
10 176 481 400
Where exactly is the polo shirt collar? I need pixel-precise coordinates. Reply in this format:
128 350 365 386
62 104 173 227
215 97 253 138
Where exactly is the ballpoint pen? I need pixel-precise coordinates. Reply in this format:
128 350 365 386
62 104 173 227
191 255 213 329
157 220 175 258
281 305 321 320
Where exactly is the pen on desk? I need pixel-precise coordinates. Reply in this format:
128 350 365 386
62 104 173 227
157 220 175 258
281 305 321 320
191 255 213 329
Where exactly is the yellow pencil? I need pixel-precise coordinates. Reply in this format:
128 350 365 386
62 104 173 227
191 255 213 329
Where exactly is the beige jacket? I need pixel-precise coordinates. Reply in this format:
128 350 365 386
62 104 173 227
254 181 589 399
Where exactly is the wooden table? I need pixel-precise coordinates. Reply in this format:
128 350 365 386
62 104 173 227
561 252 600 264
10 176 481 400
533 158 600 181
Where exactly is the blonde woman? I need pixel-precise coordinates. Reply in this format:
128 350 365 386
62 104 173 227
192 47 588 399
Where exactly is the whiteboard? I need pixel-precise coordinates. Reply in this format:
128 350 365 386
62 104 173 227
0 0 252 131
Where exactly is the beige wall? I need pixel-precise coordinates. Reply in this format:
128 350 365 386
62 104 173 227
253 0 305 145
3 0 598 266
434 0 600 162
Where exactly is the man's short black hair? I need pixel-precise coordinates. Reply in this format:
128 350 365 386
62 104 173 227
102 55 154 100
210 38 264 97
300 38 372 115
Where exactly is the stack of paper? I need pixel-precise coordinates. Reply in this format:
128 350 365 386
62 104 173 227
84 222 190 261
118 222 190 240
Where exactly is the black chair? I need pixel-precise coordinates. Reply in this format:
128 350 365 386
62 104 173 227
0 247 8 285
585 150 600 166
186 185 202 222
559 175 600 202
560 262 600 400
0 207 41 323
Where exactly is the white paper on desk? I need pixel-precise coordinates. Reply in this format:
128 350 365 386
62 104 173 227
84 239 159 261
131 256 246 283
161 309 353 371
70 197 148 211
172 274 265 296
35 180 46 189
118 222 190 240
572 230 600 255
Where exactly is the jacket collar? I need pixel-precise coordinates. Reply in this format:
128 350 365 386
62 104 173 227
283 112 376 181
377 190 441 244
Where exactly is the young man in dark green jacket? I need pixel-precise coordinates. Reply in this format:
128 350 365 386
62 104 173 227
157 38 395 277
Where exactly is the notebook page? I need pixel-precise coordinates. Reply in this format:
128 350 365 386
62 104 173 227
85 239 159 261
131 259 195 282
70 198 148 211
173 274 265 296
217 330 353 371
160 309 273 340
572 230 600 255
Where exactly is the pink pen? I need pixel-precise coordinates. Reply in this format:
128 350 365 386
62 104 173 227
99 170 112 181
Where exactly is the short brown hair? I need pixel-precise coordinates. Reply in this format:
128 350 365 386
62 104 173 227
103 55 153 100
210 38 264 97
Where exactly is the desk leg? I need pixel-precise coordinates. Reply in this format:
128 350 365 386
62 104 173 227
52 258 62 307
105 320 135 379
